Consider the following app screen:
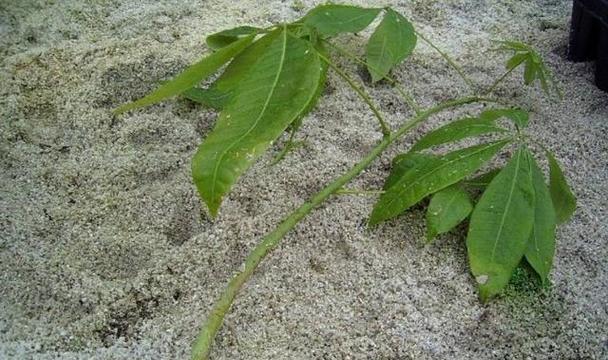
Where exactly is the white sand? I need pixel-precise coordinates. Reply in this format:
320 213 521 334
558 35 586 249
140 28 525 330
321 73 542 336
1 0 607 359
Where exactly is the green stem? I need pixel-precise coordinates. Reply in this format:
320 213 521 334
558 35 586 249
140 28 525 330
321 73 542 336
315 51 392 137
484 66 515 95
191 95 489 360
335 188 385 196
323 40 421 114
415 30 476 91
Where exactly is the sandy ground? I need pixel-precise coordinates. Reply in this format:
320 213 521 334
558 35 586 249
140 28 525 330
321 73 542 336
1 0 607 359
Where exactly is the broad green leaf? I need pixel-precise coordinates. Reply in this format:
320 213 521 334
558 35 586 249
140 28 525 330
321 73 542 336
410 116 507 152
366 8 416 82
303 4 381 37
369 139 510 225
206 26 261 50
547 151 576 224
192 29 322 216
479 108 529 129
463 168 501 189
426 185 473 242
384 153 436 190
525 155 556 283
113 35 255 114
466 147 535 301
185 30 282 110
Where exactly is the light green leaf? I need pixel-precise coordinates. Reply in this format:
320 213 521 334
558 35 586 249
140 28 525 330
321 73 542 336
547 151 576 224
113 35 255 114
411 116 507 152
479 108 529 129
426 185 473 242
525 155 556 283
366 8 416 82
206 26 261 50
303 4 381 37
192 29 322 216
466 147 535 301
370 139 510 225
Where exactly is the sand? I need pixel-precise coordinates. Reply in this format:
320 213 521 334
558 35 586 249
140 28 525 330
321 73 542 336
1 0 607 359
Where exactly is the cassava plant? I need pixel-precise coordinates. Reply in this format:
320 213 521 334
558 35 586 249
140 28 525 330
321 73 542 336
114 4 577 359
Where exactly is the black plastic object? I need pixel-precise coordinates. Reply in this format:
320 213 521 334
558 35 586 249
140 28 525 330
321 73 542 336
569 0 608 91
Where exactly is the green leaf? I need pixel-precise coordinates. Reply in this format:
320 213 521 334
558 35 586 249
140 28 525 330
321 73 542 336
466 147 535 301
206 26 261 50
191 28 322 216
186 30 282 110
303 4 381 37
383 153 436 190
525 155 556 283
365 8 416 82
463 168 501 189
426 185 473 242
370 139 510 225
113 35 255 115
547 151 576 224
479 108 529 129
410 116 507 152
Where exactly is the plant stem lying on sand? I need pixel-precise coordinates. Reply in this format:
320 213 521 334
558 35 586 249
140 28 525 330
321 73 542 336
191 95 493 360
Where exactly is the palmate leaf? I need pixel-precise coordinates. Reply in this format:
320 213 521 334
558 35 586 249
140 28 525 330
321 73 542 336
495 40 561 98
369 139 510 225
184 30 282 110
206 26 262 50
479 108 529 129
303 4 381 37
366 8 416 82
463 168 501 189
525 155 556 283
410 115 508 152
547 151 576 224
192 28 322 216
113 35 255 114
426 185 473 242
466 147 535 301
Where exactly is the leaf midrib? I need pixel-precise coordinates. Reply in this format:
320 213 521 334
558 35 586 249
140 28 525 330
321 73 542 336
489 149 522 261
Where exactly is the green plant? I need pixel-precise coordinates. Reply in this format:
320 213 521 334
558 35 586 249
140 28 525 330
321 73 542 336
114 4 576 359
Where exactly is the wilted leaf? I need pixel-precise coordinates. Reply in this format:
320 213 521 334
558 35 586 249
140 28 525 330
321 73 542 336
411 116 507 152
426 185 473 242
366 8 416 82
192 28 322 216
525 155 556 283
547 151 576 224
303 4 381 37
466 147 535 301
369 139 510 225
113 35 255 114
206 26 261 50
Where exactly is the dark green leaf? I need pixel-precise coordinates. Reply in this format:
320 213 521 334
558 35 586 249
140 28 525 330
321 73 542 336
370 139 510 225
466 147 535 301
366 8 416 82
463 168 501 189
192 29 322 216
206 26 261 50
181 87 229 109
479 108 529 129
113 35 255 114
547 151 576 224
410 116 507 152
303 4 381 37
426 185 473 242
384 153 436 190
525 155 556 283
